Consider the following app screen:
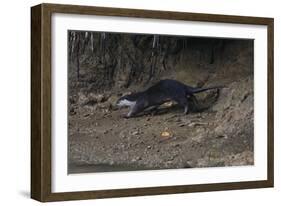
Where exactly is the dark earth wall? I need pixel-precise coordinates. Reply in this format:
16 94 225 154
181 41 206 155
68 31 253 94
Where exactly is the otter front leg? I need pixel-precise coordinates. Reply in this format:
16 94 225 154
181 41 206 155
148 105 160 115
125 102 145 118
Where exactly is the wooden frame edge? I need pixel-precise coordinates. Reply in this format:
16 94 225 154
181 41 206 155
31 3 274 202
31 3 53 202
267 18 274 187
42 180 272 202
31 4 43 201
42 3 274 25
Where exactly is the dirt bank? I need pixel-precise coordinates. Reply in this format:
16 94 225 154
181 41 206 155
68 76 253 173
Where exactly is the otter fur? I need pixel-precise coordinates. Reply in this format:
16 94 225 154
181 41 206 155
116 79 222 118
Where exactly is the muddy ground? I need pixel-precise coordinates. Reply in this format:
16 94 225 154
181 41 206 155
68 77 253 173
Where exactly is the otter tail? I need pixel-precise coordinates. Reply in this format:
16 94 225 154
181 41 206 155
191 86 225 94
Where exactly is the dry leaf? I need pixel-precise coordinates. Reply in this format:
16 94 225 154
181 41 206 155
161 131 171 137
163 101 173 107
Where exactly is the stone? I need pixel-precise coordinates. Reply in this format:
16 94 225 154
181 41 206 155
132 131 140 135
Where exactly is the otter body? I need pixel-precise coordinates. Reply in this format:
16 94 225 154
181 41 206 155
116 79 221 118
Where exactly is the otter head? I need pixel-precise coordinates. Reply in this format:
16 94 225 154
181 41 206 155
116 93 138 108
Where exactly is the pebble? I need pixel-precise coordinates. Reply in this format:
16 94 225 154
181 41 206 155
132 131 140 135
132 156 142 162
188 122 208 127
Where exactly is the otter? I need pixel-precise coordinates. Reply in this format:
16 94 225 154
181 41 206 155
116 79 222 118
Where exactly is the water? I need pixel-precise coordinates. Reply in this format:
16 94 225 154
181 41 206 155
68 163 156 174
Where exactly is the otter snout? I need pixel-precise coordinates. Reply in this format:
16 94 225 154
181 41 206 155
116 98 136 108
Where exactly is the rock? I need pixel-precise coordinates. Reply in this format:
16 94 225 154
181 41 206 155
89 93 107 103
132 156 142 162
132 131 140 135
188 122 196 127
78 92 107 106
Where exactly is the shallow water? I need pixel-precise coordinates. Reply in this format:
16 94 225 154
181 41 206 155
68 163 156 174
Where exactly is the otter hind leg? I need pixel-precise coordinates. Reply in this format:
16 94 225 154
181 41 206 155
189 94 199 105
175 97 189 115
183 104 189 114
188 95 199 112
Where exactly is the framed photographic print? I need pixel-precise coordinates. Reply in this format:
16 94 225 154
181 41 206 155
31 3 274 202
